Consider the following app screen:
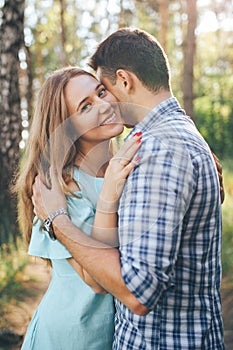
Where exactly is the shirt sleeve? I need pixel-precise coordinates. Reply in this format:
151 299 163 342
118 134 196 309
28 217 72 259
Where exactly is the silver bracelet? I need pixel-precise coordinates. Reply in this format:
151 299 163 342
43 208 69 240
48 208 69 222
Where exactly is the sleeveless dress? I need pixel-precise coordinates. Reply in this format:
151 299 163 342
21 168 115 350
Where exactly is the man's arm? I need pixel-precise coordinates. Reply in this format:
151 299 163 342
67 258 107 294
32 135 148 314
32 176 148 315
53 214 149 315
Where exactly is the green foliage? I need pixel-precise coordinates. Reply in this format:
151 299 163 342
23 1 233 153
221 159 233 276
134 0 160 35
195 97 233 158
0 239 29 313
194 28 233 158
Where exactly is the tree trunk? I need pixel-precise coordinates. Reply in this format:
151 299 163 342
182 0 197 121
158 0 169 52
0 0 25 244
25 45 34 120
118 0 124 28
59 0 68 66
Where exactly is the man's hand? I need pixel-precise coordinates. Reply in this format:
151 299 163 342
211 152 225 204
32 168 67 220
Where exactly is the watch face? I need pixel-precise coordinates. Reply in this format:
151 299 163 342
42 218 57 240
43 218 51 233
42 219 56 240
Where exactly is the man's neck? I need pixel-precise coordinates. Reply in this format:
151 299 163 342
123 89 173 126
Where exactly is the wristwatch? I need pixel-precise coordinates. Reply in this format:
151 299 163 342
42 208 69 240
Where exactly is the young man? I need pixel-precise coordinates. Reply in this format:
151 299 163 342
33 28 225 349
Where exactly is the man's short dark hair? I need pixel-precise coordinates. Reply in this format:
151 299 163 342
89 28 171 93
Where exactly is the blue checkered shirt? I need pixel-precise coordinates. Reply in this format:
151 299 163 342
113 98 224 349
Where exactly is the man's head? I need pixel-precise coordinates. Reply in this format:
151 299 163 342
89 27 171 97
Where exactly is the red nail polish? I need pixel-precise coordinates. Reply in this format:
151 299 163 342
133 131 142 137
137 138 142 144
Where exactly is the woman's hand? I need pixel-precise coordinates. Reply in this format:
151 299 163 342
98 132 142 213
92 132 142 247
211 151 225 204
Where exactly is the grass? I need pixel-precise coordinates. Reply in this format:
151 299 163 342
0 238 29 314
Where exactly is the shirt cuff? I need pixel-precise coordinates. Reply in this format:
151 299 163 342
120 255 175 310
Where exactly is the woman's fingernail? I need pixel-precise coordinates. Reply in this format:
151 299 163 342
137 138 142 144
135 155 140 162
133 131 142 137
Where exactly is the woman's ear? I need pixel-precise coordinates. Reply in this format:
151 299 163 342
116 69 134 92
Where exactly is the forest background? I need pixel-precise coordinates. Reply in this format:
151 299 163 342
0 0 233 347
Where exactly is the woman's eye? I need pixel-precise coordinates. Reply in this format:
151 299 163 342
81 103 91 113
98 88 106 97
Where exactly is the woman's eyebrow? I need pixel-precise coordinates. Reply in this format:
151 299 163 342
76 96 89 111
95 83 104 90
76 83 104 111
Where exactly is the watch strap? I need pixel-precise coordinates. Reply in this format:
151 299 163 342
42 208 69 240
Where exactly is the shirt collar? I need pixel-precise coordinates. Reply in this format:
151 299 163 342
126 97 185 138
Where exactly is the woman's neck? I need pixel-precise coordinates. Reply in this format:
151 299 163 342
75 140 111 177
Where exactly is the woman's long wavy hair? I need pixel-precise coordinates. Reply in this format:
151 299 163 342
14 67 96 246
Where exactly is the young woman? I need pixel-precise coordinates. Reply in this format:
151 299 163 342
15 67 141 349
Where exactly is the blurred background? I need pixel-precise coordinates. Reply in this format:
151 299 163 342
0 0 232 348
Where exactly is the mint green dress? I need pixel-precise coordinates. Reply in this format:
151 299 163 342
21 168 115 350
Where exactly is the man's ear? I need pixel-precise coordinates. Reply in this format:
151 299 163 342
116 69 134 92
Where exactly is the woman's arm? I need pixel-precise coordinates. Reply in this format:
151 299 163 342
92 133 142 246
65 177 108 293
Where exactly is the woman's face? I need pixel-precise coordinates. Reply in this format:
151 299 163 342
65 74 123 149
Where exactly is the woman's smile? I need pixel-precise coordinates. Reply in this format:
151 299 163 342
99 112 117 126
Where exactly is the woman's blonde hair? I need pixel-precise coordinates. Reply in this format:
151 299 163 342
14 66 96 245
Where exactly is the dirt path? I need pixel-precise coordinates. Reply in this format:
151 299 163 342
0 259 232 349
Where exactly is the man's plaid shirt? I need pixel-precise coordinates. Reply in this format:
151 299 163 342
113 98 224 349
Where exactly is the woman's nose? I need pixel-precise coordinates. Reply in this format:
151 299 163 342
97 99 112 114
